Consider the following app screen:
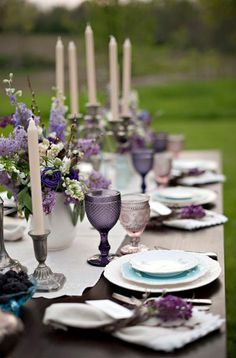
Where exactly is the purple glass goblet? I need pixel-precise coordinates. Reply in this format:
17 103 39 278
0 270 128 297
85 189 121 267
153 132 168 153
131 149 154 193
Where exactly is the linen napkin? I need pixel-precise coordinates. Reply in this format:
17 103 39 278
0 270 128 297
163 210 228 230
178 171 225 186
43 302 224 352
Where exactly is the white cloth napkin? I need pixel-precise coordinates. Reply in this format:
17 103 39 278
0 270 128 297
43 303 224 352
178 171 225 186
163 210 228 230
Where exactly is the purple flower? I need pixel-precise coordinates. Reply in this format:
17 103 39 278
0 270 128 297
0 171 17 197
85 170 111 190
188 168 205 176
151 295 192 322
41 168 61 189
131 135 146 150
48 98 67 142
138 111 152 126
10 95 16 105
0 116 13 128
0 126 27 157
180 205 206 219
12 103 39 130
77 139 100 159
69 169 79 180
42 190 56 215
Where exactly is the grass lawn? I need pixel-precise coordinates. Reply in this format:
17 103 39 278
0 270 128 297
0 77 236 355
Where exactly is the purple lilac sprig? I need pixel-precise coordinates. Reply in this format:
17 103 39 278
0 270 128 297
12 102 39 130
48 97 67 142
0 116 13 128
138 110 152 127
3 73 39 130
146 295 193 322
85 170 111 190
42 190 56 215
180 205 206 219
0 126 28 157
188 168 205 176
77 139 100 159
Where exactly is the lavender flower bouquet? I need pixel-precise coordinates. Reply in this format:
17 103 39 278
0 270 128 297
0 74 110 226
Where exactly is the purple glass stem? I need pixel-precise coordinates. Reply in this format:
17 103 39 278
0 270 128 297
98 231 111 265
141 174 146 193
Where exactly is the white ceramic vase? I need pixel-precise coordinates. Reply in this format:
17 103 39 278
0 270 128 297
44 193 77 251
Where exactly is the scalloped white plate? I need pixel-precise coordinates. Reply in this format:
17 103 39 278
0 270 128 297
104 252 221 293
129 250 199 277
151 187 217 208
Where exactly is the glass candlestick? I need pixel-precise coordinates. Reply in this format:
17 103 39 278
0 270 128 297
0 197 27 273
28 230 66 292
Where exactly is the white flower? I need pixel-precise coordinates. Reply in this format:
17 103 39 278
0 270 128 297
39 139 49 157
63 177 87 201
60 157 71 174
47 142 64 159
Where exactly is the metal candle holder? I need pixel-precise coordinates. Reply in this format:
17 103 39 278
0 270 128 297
28 230 66 292
83 103 104 141
108 115 132 148
0 197 27 273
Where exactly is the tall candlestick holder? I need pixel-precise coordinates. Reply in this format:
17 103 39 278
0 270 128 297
28 230 66 292
0 197 27 273
108 115 132 150
83 103 104 142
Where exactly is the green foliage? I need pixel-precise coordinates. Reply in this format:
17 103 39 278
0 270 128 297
71 200 85 226
17 186 32 220
1 0 236 52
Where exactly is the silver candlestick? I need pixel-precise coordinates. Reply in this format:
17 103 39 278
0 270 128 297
83 103 104 142
28 230 66 292
0 197 27 273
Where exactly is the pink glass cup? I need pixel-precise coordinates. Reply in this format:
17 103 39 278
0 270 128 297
119 194 150 255
153 152 172 187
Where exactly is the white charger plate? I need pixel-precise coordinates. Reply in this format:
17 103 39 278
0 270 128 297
151 187 217 208
173 159 218 172
104 253 221 293
129 250 199 277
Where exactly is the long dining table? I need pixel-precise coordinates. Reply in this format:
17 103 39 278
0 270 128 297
6 150 226 358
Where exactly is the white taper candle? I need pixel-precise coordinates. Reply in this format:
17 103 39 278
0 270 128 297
68 41 79 115
122 38 131 117
109 36 119 121
55 37 64 97
27 119 44 235
85 24 97 105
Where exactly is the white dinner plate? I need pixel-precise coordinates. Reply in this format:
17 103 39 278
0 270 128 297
129 250 199 277
151 187 217 208
104 253 221 293
173 159 218 172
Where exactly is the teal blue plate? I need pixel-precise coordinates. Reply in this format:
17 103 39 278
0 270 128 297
121 258 207 286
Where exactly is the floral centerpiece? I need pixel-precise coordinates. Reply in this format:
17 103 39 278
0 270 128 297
0 74 110 229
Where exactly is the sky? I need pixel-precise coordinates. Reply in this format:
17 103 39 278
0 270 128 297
27 0 84 10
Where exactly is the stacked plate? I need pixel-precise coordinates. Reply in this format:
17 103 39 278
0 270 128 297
104 250 221 293
151 186 217 207
173 159 218 173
